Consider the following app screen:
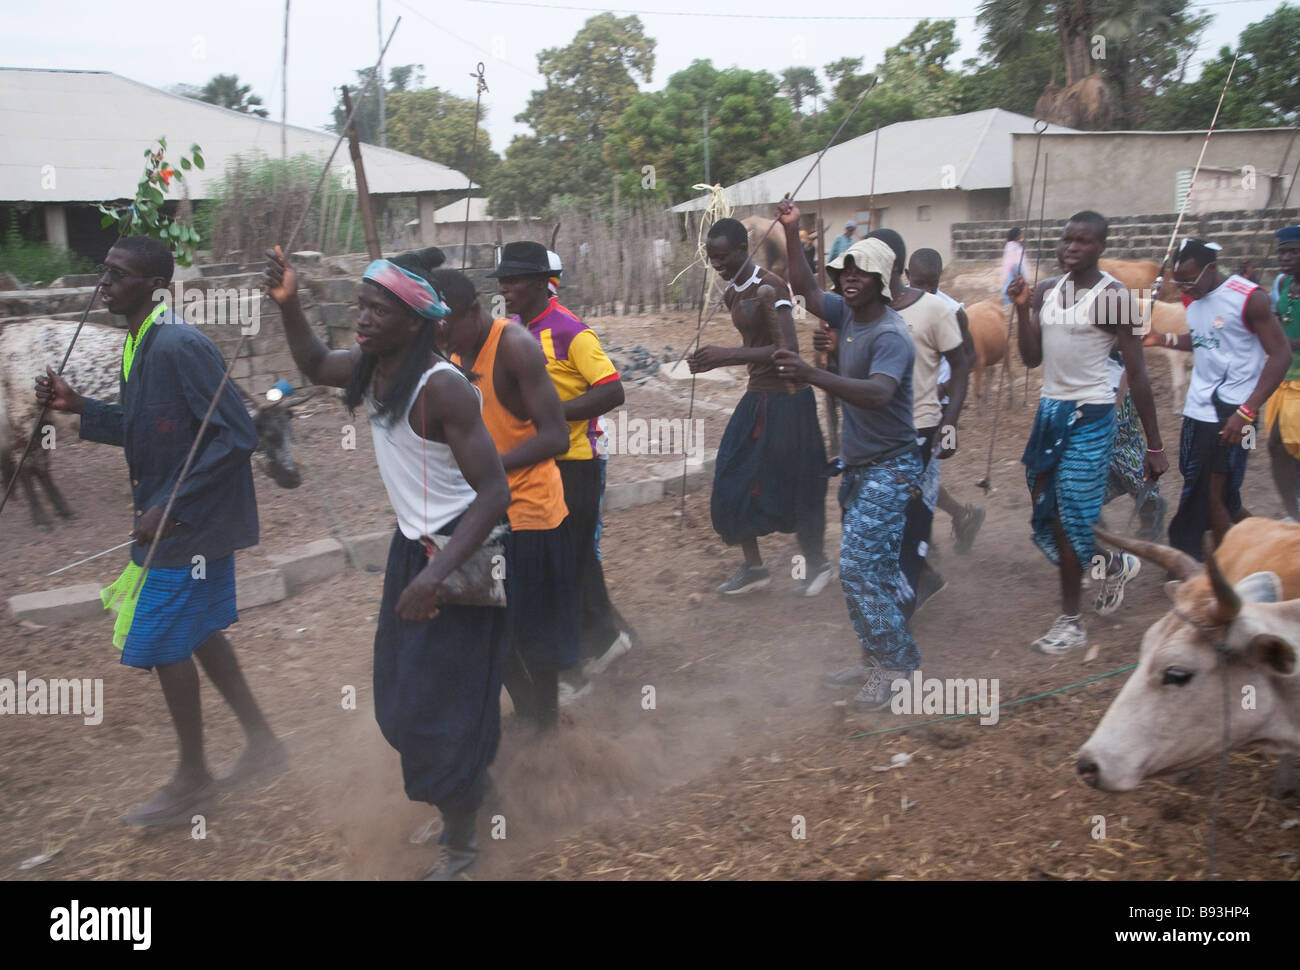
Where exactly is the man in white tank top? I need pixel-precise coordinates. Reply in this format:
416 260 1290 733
1008 211 1168 656
1152 238 1290 557
262 246 511 881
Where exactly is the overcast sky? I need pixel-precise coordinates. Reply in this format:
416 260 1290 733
2 0 1284 162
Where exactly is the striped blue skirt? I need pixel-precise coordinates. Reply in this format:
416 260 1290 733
1022 399 1116 567
121 554 238 669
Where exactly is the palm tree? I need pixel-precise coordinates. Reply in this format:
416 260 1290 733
194 74 269 118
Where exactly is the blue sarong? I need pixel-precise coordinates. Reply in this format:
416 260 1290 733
121 554 238 669
1022 399 1116 566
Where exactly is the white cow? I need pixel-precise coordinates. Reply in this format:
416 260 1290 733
1077 520 1300 792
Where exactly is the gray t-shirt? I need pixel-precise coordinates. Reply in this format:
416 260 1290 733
823 293 916 465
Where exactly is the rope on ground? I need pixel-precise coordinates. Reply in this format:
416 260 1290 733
846 663 1137 740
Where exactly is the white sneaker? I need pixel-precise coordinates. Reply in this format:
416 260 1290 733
795 561 833 597
557 680 592 707
583 631 632 678
1032 614 1086 656
1094 553 1140 616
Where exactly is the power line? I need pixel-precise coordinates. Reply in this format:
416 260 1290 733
393 0 544 83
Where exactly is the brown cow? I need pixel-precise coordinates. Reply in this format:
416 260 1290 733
1098 258 1182 302
962 298 1009 403
1077 519 1300 792
1135 298 1190 408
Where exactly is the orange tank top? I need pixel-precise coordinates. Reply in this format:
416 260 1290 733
456 319 568 531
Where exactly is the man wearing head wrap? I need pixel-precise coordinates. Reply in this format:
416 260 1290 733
262 245 511 880
775 198 921 711
1148 236 1291 554
1007 210 1168 655
1264 225 1300 519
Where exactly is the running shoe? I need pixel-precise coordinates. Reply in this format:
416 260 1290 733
1032 614 1086 656
952 505 986 555
716 563 770 595
1094 553 1141 616
851 660 907 712
583 631 632 678
795 560 834 597
913 566 947 613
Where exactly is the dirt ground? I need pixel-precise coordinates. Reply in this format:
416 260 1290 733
3 297 1298 882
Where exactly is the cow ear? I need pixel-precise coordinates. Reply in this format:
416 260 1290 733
1235 571 1281 604
1246 634 1298 676
1164 580 1182 603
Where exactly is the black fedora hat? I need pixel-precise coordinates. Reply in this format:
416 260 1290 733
488 241 551 278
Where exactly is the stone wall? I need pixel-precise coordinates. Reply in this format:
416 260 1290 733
951 208 1300 282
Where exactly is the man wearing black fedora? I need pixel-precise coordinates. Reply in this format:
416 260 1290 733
490 242 633 699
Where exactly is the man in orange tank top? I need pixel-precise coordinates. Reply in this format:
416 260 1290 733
433 268 578 731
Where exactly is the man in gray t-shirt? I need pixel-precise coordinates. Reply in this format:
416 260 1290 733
821 292 916 463
774 199 923 713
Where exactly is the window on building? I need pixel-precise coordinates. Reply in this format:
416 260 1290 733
917 205 932 222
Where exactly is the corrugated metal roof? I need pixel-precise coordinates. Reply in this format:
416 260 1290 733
671 109 1077 212
0 68 474 202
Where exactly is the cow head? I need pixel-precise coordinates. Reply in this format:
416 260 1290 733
235 383 326 490
1076 530 1300 791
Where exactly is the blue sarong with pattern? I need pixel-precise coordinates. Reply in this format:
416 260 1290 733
838 452 923 670
1022 399 1116 566
121 554 238 669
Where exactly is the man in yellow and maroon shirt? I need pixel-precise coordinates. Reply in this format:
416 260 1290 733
492 242 632 690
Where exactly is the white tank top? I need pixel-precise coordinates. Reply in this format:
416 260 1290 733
368 361 481 540
1183 274 1265 422
1040 271 1119 405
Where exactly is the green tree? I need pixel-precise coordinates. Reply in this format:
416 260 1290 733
1145 4 1299 129
780 67 823 115
384 88 498 180
954 28 1061 117
179 74 269 117
491 13 655 215
328 64 425 144
606 60 794 204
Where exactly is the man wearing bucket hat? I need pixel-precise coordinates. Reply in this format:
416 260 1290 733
491 242 633 696
775 197 923 712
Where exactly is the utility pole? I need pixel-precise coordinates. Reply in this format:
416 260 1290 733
281 0 290 159
377 0 386 148
703 105 710 185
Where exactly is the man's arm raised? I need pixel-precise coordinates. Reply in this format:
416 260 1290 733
263 246 360 388
776 198 824 322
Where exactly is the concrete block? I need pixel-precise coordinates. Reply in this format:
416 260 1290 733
319 302 354 328
604 478 664 511
267 538 345 594
342 530 393 571
236 568 288 609
307 278 357 303
8 584 104 625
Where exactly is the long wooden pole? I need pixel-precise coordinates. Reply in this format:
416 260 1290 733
342 85 382 260
281 0 290 160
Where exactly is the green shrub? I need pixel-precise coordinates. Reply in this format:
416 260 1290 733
0 223 96 286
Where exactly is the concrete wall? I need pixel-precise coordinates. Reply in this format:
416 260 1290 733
1011 129 1297 221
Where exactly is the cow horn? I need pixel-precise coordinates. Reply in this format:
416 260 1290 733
1203 532 1241 624
1093 526 1199 580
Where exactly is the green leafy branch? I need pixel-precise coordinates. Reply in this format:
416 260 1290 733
96 137 206 266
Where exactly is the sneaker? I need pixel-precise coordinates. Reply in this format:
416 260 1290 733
1032 614 1086 656
820 664 875 688
716 563 770 595
583 631 632 678
913 566 947 614
423 845 478 881
952 505 986 555
1094 553 1140 616
557 679 592 707
795 560 833 597
851 661 907 712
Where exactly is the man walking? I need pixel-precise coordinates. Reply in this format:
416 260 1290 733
37 236 284 826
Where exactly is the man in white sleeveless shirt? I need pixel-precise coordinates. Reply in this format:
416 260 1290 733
1008 211 1168 655
262 245 511 881
1152 238 1290 558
